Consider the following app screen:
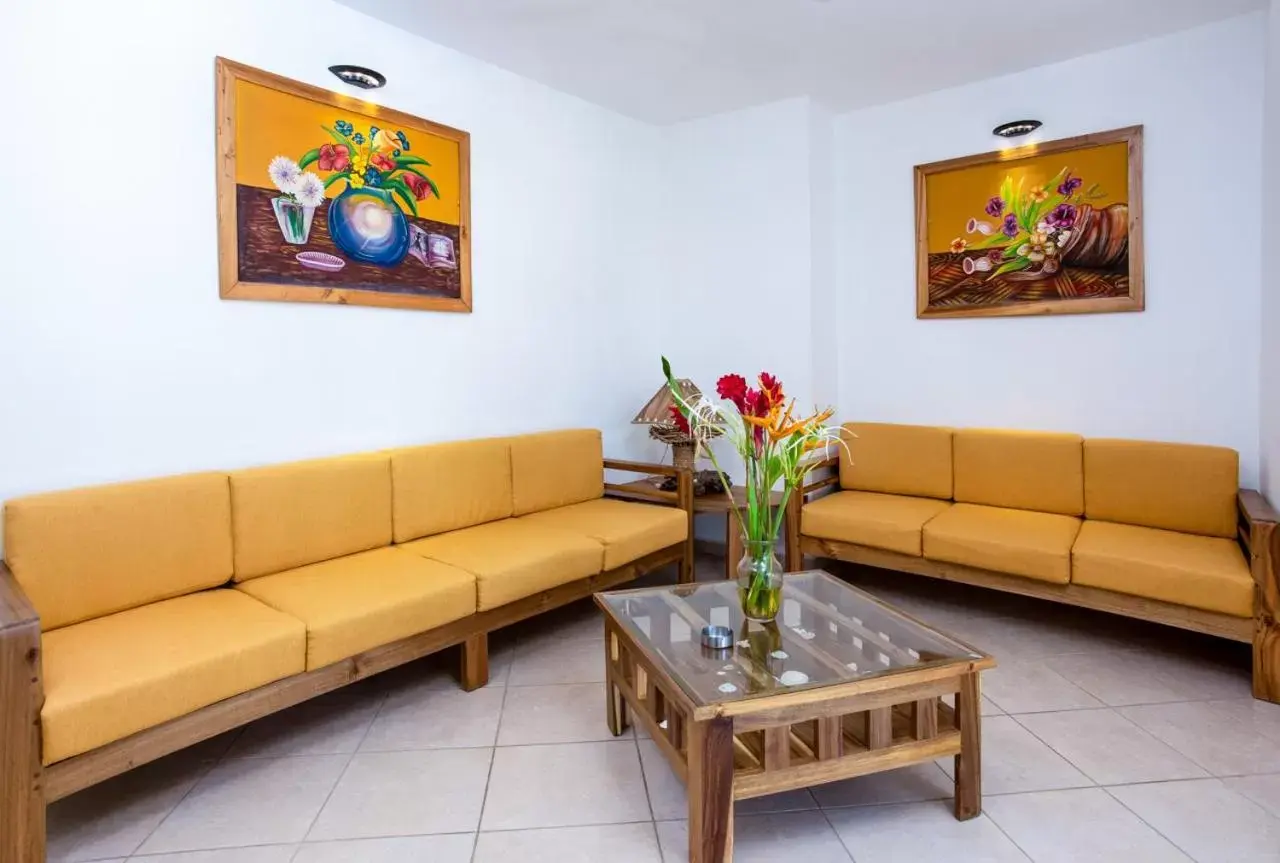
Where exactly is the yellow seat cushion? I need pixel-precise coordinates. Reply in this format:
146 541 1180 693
391 438 513 543
231 454 392 581
399 519 603 611
517 499 687 569
840 423 954 500
4 473 234 631
953 429 1084 516
40 590 304 765
923 503 1081 584
510 430 603 516
236 547 476 670
1084 439 1239 538
1071 521 1253 617
802 491 951 556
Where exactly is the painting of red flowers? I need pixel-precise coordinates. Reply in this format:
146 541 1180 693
915 125 1143 319
216 58 472 313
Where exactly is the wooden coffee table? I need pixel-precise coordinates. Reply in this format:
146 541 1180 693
595 572 995 863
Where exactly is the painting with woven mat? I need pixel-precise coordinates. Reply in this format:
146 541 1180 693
914 126 1143 319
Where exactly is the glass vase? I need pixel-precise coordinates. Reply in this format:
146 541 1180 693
271 197 315 245
737 539 783 622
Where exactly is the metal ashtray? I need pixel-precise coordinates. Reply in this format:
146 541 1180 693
700 625 734 650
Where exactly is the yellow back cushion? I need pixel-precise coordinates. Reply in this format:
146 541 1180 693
391 438 513 542
839 423 953 499
1084 439 1238 538
4 473 233 630
510 429 603 516
953 429 1084 516
230 454 392 581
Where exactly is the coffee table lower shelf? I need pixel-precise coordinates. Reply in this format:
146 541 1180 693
604 621 986 863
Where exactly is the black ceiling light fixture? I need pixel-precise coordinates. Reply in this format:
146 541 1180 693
328 65 386 90
993 119 1043 138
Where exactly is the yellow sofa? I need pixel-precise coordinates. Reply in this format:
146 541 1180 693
0 429 692 862
790 422 1279 706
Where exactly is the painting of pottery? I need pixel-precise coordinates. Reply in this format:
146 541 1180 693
215 58 472 313
915 126 1143 319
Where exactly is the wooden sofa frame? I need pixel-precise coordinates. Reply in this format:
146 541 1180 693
0 459 694 862
784 455 1280 706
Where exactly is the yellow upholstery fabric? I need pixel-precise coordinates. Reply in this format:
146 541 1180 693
399 518 603 611
953 429 1085 516
839 423 954 500
4 473 233 631
391 438 513 542
1083 439 1239 539
237 547 476 669
1071 521 1253 618
517 499 687 569
230 454 392 581
509 430 603 516
802 491 951 557
40 590 304 765
923 503 1081 584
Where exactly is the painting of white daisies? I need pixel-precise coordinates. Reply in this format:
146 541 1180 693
215 58 472 313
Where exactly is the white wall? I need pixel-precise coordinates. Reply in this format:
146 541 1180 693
1263 1 1280 501
0 0 664 522
657 98 816 412
835 15 1266 484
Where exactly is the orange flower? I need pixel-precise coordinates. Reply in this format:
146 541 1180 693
950 238 967 254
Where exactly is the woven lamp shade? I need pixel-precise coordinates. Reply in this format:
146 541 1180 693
632 379 703 424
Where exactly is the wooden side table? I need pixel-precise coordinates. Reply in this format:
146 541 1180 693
609 478 786 581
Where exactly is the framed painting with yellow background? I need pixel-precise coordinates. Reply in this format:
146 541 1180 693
915 126 1143 319
215 57 471 312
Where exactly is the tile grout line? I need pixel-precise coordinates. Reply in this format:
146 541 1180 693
291 687 391 856
628 707 664 862
470 659 514 863
124 726 247 859
818 803 861 862
1099 783 1206 861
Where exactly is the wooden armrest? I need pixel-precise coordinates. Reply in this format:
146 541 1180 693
800 454 840 497
0 561 38 632
604 458 678 478
1241 489 1279 526
801 454 839 475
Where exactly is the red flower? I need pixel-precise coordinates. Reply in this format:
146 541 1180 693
742 389 769 418
370 152 397 173
401 172 434 200
758 372 784 409
716 374 749 412
668 405 690 435
317 143 351 172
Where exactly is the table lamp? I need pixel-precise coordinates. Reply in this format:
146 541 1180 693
632 379 720 472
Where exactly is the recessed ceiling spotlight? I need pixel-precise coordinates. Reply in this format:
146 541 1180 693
993 120 1042 138
329 65 386 89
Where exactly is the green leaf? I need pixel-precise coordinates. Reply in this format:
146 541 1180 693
297 148 321 170
993 256 1031 277
425 176 441 199
385 178 419 217
323 172 350 190
395 155 432 168
320 124 349 148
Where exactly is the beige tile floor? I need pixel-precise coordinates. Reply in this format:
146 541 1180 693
47 557 1280 862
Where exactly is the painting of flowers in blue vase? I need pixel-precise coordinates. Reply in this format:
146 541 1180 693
216 58 472 313
914 126 1143 319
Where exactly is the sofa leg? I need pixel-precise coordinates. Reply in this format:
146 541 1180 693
461 633 489 691
1255 615 1280 704
0 614 45 862
679 542 695 584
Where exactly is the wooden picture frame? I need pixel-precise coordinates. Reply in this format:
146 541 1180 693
915 126 1143 319
215 57 472 313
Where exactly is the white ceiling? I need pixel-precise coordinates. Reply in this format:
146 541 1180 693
338 0 1264 123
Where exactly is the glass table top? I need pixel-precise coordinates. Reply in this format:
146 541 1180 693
597 571 988 707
